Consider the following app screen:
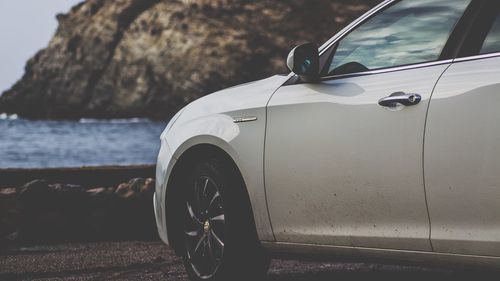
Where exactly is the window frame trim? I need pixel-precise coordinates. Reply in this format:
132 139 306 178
287 0 480 84
453 51 500 63
317 0 395 57
320 0 479 81
320 59 454 81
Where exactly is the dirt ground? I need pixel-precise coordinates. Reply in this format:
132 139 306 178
1 241 496 281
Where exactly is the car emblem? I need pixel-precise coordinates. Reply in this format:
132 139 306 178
203 221 210 233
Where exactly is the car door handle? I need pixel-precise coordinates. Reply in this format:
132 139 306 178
378 92 421 107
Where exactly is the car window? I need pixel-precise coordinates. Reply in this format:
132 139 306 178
480 12 500 54
325 0 471 76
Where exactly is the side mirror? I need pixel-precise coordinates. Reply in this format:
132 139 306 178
287 43 320 81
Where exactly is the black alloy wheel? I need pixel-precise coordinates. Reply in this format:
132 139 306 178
184 175 225 279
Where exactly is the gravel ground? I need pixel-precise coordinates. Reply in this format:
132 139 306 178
0 241 492 281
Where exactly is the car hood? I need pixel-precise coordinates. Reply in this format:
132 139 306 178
170 74 291 130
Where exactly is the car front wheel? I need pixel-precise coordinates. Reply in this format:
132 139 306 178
179 156 269 281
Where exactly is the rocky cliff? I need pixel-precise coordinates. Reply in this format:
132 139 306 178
0 0 379 120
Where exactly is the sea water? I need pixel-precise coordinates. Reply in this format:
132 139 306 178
0 114 166 168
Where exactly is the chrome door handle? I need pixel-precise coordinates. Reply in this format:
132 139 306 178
378 92 421 107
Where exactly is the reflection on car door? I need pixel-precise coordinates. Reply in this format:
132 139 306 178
264 0 471 251
266 65 444 251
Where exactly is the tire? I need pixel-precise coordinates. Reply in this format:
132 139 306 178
178 156 270 281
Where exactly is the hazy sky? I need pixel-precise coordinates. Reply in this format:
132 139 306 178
0 0 82 93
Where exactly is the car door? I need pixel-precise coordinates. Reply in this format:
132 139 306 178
425 2 500 256
264 0 472 251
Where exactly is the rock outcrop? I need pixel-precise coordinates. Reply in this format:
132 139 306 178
0 178 157 246
0 0 380 120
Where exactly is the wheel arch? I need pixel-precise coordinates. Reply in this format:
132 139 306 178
164 143 259 255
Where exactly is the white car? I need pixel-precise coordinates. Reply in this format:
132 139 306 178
154 0 500 280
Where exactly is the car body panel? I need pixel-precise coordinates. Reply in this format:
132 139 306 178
425 54 500 256
265 63 451 252
154 75 291 244
261 241 500 268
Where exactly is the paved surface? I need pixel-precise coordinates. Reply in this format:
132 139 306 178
0 241 494 280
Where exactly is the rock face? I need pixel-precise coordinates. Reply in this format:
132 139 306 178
0 0 380 120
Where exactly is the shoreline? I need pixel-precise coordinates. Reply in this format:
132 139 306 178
0 165 158 245
0 165 155 188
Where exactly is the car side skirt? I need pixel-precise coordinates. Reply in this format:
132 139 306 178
262 241 500 269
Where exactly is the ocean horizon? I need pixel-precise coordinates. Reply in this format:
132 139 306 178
0 115 166 168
